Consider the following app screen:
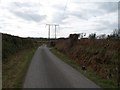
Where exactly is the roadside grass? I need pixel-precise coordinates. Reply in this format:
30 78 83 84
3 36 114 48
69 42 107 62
50 48 118 88
2 47 38 88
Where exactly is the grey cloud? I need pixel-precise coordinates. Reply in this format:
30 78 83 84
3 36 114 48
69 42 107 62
70 12 88 20
69 2 118 20
51 8 69 24
51 4 70 24
11 11 46 22
69 7 104 20
13 2 42 8
95 26 109 31
98 2 118 13
70 10 102 20
60 26 73 30
94 21 117 32
9 2 46 22
13 2 32 8
52 4 67 11
52 14 68 24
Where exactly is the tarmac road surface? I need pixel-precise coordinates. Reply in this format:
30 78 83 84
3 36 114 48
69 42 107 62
23 45 100 88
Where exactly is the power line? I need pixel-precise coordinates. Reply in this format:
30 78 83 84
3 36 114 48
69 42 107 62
63 0 68 15
62 0 70 19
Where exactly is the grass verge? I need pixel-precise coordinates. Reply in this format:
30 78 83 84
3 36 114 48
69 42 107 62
50 47 118 88
3 47 38 88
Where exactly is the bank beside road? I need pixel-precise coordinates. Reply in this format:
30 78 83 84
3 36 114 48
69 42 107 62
3 47 37 88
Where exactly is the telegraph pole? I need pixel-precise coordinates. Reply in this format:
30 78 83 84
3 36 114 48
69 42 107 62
54 24 59 39
46 24 59 39
46 24 52 40
46 24 52 46
46 24 59 46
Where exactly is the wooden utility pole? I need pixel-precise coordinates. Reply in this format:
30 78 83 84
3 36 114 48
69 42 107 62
54 24 59 39
46 24 52 40
46 24 59 40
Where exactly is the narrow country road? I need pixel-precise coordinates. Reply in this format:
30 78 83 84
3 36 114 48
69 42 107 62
23 45 100 88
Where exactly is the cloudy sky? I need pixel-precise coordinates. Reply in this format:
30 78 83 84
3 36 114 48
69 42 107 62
0 0 119 38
